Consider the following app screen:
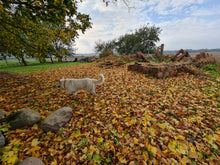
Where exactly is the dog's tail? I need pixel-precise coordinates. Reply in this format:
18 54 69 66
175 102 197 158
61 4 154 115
93 74 105 85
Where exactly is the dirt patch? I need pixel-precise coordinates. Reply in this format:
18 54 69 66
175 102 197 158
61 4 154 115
0 71 26 79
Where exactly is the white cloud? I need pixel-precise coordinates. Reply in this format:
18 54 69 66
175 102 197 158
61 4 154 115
159 17 220 49
75 0 220 53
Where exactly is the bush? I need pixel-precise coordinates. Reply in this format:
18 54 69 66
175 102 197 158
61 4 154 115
99 48 113 58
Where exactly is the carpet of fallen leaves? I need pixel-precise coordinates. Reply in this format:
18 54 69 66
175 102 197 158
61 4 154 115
0 63 220 165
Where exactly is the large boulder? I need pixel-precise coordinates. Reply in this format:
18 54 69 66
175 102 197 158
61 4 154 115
19 157 44 165
0 132 5 148
9 109 41 130
40 107 72 133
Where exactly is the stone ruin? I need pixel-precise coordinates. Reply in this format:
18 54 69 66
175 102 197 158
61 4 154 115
128 50 216 78
194 51 216 67
168 49 216 66
127 52 147 62
128 63 204 78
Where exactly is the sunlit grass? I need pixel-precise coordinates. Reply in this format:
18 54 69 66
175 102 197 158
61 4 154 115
0 60 81 73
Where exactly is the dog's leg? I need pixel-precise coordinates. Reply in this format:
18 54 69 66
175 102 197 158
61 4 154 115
91 85 96 95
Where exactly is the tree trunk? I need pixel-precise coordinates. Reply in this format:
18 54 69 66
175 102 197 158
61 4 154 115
50 55 54 64
3 56 8 66
160 44 164 62
58 57 62 62
16 57 22 65
21 57 28 66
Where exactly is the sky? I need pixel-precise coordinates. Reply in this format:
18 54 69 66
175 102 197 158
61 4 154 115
75 0 220 54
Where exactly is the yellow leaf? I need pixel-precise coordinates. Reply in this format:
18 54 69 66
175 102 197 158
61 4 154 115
162 149 169 157
148 127 156 137
97 137 104 143
204 133 214 145
177 142 188 155
119 157 127 164
143 152 149 161
30 146 41 153
180 156 191 165
49 148 57 156
188 144 198 159
31 138 40 147
158 123 166 129
7 151 19 164
112 118 117 124
129 119 136 125
10 139 21 145
82 147 88 153
133 138 139 144
1 151 19 164
168 140 177 153
146 144 157 156
0 96 5 101
142 120 147 126
104 142 110 149
175 135 185 140
89 145 98 154
55 135 62 142
129 161 136 165
51 159 58 165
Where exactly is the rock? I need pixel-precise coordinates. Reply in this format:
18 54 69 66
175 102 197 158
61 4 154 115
19 157 44 165
0 110 8 119
41 107 72 133
9 109 41 130
0 132 5 148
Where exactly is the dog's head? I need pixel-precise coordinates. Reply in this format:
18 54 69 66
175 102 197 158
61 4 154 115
55 77 64 88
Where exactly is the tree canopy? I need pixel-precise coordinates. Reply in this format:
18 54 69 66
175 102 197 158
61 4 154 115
0 0 91 64
95 24 161 55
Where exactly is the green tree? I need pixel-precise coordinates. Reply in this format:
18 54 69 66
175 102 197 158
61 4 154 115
116 25 161 55
0 0 91 64
94 39 116 53
94 24 161 55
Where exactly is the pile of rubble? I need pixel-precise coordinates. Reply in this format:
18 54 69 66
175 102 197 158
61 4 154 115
128 49 216 78
170 49 191 62
97 55 129 68
126 52 147 62
128 63 204 78
194 52 216 67
168 49 216 66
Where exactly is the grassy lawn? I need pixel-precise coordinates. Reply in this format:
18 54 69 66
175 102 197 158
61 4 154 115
0 60 81 73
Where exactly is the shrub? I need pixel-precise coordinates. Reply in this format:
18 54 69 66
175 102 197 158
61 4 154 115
99 48 113 58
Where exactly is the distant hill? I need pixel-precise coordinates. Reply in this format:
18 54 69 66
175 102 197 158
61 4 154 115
74 53 98 57
74 48 220 56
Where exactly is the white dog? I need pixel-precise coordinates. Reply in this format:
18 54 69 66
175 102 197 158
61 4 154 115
56 74 105 96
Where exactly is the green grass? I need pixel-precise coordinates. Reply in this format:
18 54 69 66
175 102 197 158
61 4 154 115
201 64 220 78
0 60 81 73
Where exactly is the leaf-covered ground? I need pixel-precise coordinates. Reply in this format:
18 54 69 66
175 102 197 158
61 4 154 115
0 63 219 164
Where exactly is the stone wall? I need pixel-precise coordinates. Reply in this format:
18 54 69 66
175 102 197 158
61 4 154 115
128 63 202 78
194 52 216 67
